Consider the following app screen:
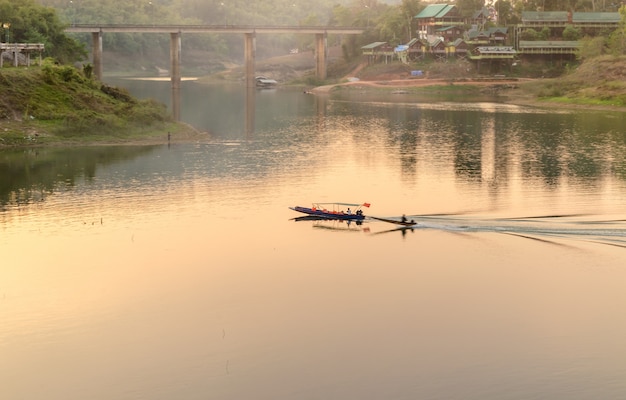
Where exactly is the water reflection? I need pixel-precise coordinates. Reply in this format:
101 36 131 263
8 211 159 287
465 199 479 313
2 97 626 211
3 85 626 400
0 146 159 209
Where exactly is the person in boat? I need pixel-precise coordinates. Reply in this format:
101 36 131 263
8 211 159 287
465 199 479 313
347 208 352 215
401 214 407 223
356 209 363 216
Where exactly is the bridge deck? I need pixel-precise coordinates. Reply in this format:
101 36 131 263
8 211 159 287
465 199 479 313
65 24 365 35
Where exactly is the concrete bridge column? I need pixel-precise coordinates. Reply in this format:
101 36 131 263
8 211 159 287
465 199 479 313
170 31 182 121
244 32 256 88
92 30 103 80
315 32 327 80
245 86 255 137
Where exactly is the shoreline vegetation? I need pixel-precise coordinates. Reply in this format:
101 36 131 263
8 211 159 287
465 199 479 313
0 61 207 147
2 55 625 147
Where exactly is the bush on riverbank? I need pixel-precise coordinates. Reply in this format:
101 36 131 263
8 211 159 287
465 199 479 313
0 60 185 146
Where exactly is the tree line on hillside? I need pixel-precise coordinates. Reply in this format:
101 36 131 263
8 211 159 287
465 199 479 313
1 0 625 67
0 0 85 63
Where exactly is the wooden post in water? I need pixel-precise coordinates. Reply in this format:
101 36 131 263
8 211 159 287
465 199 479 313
244 32 256 89
315 32 327 80
92 31 103 81
170 31 182 121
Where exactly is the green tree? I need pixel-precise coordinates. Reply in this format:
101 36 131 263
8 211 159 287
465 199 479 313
608 5 626 55
0 0 86 63
376 6 406 45
562 24 582 40
578 35 608 58
400 0 423 40
493 0 518 26
455 0 485 18
520 28 539 40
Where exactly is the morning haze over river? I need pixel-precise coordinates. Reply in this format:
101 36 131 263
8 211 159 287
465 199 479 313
2 77 626 399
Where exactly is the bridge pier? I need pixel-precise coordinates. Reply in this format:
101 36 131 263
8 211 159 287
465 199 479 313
69 25 364 124
170 32 182 121
92 31 103 81
244 32 256 88
315 33 327 80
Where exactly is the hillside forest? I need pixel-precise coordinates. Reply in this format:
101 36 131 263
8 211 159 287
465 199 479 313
1 0 626 70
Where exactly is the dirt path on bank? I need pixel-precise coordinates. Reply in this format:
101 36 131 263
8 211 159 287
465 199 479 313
311 77 530 94
310 76 626 112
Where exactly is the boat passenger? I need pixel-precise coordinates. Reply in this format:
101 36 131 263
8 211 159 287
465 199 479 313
347 208 352 215
401 214 407 223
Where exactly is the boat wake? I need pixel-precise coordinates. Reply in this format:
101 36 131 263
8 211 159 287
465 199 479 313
374 214 626 247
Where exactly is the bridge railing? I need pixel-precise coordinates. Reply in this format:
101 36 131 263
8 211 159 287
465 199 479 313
0 43 45 51
65 24 365 35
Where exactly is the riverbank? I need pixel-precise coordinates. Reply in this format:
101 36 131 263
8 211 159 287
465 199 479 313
310 76 626 112
3 55 626 148
0 62 206 147
309 55 626 111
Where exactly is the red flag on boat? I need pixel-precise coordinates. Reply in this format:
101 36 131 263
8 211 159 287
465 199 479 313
362 203 371 207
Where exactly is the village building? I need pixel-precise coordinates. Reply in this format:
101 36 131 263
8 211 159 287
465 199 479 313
449 38 469 60
406 38 427 61
517 11 621 40
414 4 464 39
470 8 492 31
435 25 463 43
0 43 45 67
360 6 621 72
361 41 395 64
428 38 448 61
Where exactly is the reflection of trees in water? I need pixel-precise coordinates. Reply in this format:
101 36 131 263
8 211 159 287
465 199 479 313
422 108 626 186
0 146 158 208
516 112 626 185
328 99 626 187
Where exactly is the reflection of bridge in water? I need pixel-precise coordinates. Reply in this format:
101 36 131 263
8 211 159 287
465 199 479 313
65 25 364 121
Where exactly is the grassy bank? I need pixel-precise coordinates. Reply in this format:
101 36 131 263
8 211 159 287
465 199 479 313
333 56 626 109
0 61 200 147
519 55 626 107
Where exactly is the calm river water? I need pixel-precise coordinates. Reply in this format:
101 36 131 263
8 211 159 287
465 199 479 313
2 79 626 400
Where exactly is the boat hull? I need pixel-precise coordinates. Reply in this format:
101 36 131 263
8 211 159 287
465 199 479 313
290 206 365 221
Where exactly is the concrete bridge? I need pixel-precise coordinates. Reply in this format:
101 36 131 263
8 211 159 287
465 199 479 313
65 24 363 120
65 24 365 83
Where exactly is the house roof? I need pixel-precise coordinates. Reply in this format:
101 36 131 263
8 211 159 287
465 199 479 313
415 4 456 19
472 8 491 19
518 40 580 49
428 38 445 47
406 38 420 46
450 38 466 46
487 27 508 34
572 12 620 23
522 11 620 23
467 30 490 39
522 11 569 22
476 46 516 54
361 42 387 49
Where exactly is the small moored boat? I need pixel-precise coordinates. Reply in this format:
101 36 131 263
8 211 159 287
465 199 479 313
256 76 278 88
